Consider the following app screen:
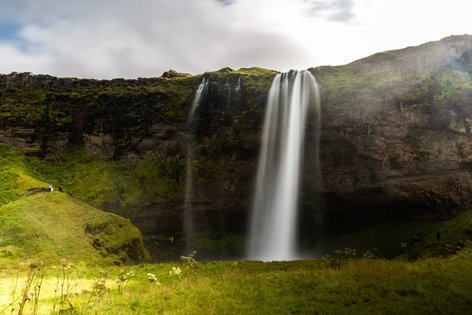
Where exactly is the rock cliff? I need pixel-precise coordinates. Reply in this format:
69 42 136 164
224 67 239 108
313 34 472 235
0 36 471 257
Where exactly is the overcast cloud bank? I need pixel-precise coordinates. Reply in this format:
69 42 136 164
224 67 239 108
0 0 470 78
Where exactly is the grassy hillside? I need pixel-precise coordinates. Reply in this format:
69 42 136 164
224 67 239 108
0 193 146 265
0 143 147 265
0 246 471 314
25 148 184 214
0 143 45 205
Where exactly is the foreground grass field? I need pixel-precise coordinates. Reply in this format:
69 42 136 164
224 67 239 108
1 246 471 314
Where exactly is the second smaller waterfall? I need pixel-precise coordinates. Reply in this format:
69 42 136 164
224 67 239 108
184 77 209 251
189 77 209 120
235 77 241 93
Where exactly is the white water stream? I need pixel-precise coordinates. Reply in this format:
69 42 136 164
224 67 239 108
247 70 320 261
184 77 209 250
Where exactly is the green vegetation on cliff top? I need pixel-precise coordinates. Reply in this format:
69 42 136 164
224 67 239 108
0 66 277 129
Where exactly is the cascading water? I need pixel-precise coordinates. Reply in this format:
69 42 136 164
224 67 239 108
235 77 241 93
247 70 320 261
189 77 208 120
224 77 231 106
184 77 209 251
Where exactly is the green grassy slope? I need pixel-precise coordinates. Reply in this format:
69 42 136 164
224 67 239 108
0 193 146 265
0 143 45 205
0 144 147 265
26 149 184 213
316 209 472 259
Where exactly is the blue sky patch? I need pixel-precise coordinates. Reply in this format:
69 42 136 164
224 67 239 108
0 22 21 41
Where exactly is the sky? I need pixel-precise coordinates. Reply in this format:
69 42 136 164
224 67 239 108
0 0 470 79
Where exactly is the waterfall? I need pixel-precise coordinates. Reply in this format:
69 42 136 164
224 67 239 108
247 70 320 261
235 77 241 93
224 77 231 106
184 77 209 251
189 77 208 121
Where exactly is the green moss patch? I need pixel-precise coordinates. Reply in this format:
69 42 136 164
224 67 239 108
0 192 147 265
0 144 147 265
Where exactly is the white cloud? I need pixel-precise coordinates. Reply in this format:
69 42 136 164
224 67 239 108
0 0 470 78
0 43 50 74
306 0 356 22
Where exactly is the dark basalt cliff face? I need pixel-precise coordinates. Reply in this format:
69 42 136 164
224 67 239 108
313 35 472 235
0 35 471 257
